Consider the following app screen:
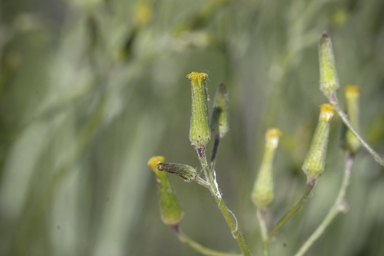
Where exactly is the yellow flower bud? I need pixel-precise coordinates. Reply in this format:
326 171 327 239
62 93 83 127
302 104 334 182
319 33 339 98
147 156 184 226
251 128 282 210
342 85 361 155
187 72 211 149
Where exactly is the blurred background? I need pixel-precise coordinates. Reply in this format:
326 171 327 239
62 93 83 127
1 0 384 255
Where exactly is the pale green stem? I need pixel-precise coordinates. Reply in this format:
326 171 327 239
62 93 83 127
174 227 242 256
256 210 270 256
329 94 384 166
295 154 354 256
195 176 211 189
268 182 315 242
197 147 251 256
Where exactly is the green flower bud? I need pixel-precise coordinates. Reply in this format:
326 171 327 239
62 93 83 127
157 162 197 182
302 104 334 182
251 128 281 210
187 72 211 148
148 156 184 226
319 33 339 98
342 85 361 155
211 83 229 139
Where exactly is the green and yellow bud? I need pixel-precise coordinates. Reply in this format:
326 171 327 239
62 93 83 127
147 156 184 226
187 72 211 148
251 128 282 210
343 85 361 155
157 162 197 182
211 83 229 139
319 33 339 98
302 104 334 182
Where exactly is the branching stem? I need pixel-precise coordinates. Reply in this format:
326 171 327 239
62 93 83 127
172 226 242 256
295 154 354 256
268 182 315 242
329 94 384 166
197 147 251 256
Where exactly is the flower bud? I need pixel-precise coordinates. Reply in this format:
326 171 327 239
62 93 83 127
211 83 229 139
302 104 334 182
187 72 211 148
342 85 361 155
251 128 282 210
319 33 339 98
147 156 184 226
157 162 197 182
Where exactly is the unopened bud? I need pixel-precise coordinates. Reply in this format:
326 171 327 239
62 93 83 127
251 128 282 210
302 104 334 182
211 83 229 139
319 33 339 98
147 156 184 226
342 85 361 155
157 162 197 182
187 72 211 148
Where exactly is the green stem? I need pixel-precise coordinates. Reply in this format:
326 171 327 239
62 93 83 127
268 182 315 242
329 95 384 167
256 210 270 256
294 154 354 256
197 147 251 256
195 176 211 188
173 227 242 256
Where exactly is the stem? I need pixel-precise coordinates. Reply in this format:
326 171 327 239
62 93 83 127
329 95 384 167
195 176 211 188
197 147 251 256
294 154 354 256
210 134 221 170
256 210 270 256
268 182 315 242
172 226 242 256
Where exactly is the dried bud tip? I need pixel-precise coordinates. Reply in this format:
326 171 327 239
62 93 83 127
157 162 197 182
186 72 208 85
319 104 334 122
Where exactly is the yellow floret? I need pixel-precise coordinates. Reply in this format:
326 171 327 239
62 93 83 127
186 72 208 86
319 104 335 122
266 128 282 149
345 85 361 98
147 156 165 174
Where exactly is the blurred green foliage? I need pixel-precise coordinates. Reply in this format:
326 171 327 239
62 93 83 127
0 0 384 255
